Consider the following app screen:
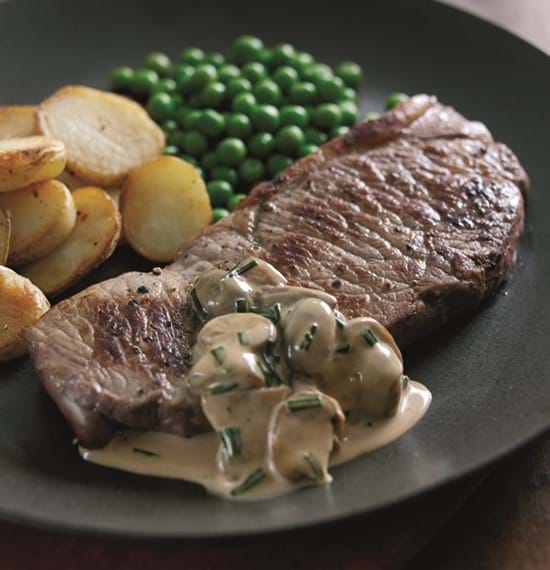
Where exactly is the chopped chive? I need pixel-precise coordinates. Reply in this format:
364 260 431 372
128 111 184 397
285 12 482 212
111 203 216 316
251 304 282 324
304 451 323 481
299 324 318 351
132 447 159 458
287 396 322 412
363 328 378 347
219 427 242 460
209 382 239 395
257 354 281 386
237 331 249 346
335 315 346 330
231 467 266 496
226 259 258 279
273 302 282 323
191 288 208 321
235 297 249 313
335 343 351 354
211 346 225 365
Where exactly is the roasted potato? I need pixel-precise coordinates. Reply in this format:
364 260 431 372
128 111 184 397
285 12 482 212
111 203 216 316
120 156 211 263
57 169 85 191
21 187 121 297
0 136 66 193
0 179 77 266
0 206 10 265
0 266 50 362
38 86 165 187
0 106 38 140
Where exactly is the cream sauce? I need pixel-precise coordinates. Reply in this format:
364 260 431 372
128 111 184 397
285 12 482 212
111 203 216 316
81 257 433 500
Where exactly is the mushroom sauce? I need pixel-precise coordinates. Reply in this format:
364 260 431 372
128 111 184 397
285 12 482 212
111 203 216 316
82 258 431 500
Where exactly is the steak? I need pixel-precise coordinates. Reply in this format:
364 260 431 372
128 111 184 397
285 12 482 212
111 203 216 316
26 95 528 448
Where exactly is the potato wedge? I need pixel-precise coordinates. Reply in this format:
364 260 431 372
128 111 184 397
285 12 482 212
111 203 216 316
0 266 49 362
57 169 85 191
0 179 77 266
120 156 211 263
0 206 10 265
21 187 121 297
0 106 38 140
38 86 165 187
0 136 66 193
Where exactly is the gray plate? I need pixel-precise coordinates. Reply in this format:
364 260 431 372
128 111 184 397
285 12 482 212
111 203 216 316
0 0 549 539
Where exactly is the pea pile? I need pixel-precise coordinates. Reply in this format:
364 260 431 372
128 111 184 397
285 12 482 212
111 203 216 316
110 36 365 221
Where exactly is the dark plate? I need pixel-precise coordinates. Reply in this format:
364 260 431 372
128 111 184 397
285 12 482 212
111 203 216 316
1 0 549 539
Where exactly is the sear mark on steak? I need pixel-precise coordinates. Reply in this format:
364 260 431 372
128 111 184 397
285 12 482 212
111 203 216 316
26 95 528 448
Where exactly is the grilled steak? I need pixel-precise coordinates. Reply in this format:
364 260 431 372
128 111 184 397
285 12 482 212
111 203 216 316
26 95 528 448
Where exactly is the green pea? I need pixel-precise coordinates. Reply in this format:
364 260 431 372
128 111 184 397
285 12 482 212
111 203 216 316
174 106 190 127
172 94 183 107
254 79 282 105
189 93 204 108
197 109 225 137
201 82 226 107
279 105 309 128
297 143 319 157
218 64 241 84
289 82 316 105
271 43 295 68
231 35 264 65
162 119 178 134
276 125 305 155
363 111 380 121
257 48 272 66
204 52 225 67
385 92 408 110
191 64 217 90
317 76 345 102
291 52 315 75
303 63 333 85
251 104 280 132
167 130 186 148
242 62 267 84
339 101 358 126
212 166 238 186
175 65 195 93
248 132 276 158
330 125 349 138
183 130 208 156
216 138 247 165
228 193 247 211
153 78 177 95
239 159 265 184
231 93 257 115
267 154 293 177
342 87 358 102
226 113 252 139
304 128 328 146
179 47 205 65
131 69 159 95
111 67 134 91
212 207 229 222
201 150 218 171
146 93 176 121
226 77 252 98
272 66 299 93
207 180 233 206
335 62 363 88
313 103 342 129
163 145 179 156
144 52 173 77
178 154 198 166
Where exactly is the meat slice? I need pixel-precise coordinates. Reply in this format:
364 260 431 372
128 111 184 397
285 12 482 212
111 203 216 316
26 95 528 448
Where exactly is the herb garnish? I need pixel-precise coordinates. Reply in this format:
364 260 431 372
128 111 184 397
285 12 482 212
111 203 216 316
257 353 283 386
299 324 318 351
235 298 249 313
210 346 225 365
230 467 266 496
237 331 249 346
132 447 159 458
220 427 242 460
227 259 258 279
335 343 351 354
209 382 239 395
191 287 208 321
304 451 323 480
363 328 378 347
251 303 282 324
287 396 322 412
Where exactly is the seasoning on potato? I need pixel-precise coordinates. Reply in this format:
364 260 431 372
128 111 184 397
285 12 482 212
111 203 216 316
0 106 38 140
38 85 165 187
0 136 66 193
0 206 10 265
0 179 77 266
21 186 121 297
120 156 212 263
0 266 50 362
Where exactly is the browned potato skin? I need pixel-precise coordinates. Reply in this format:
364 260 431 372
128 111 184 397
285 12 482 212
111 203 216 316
0 266 50 362
0 106 38 140
20 187 121 297
0 206 10 265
